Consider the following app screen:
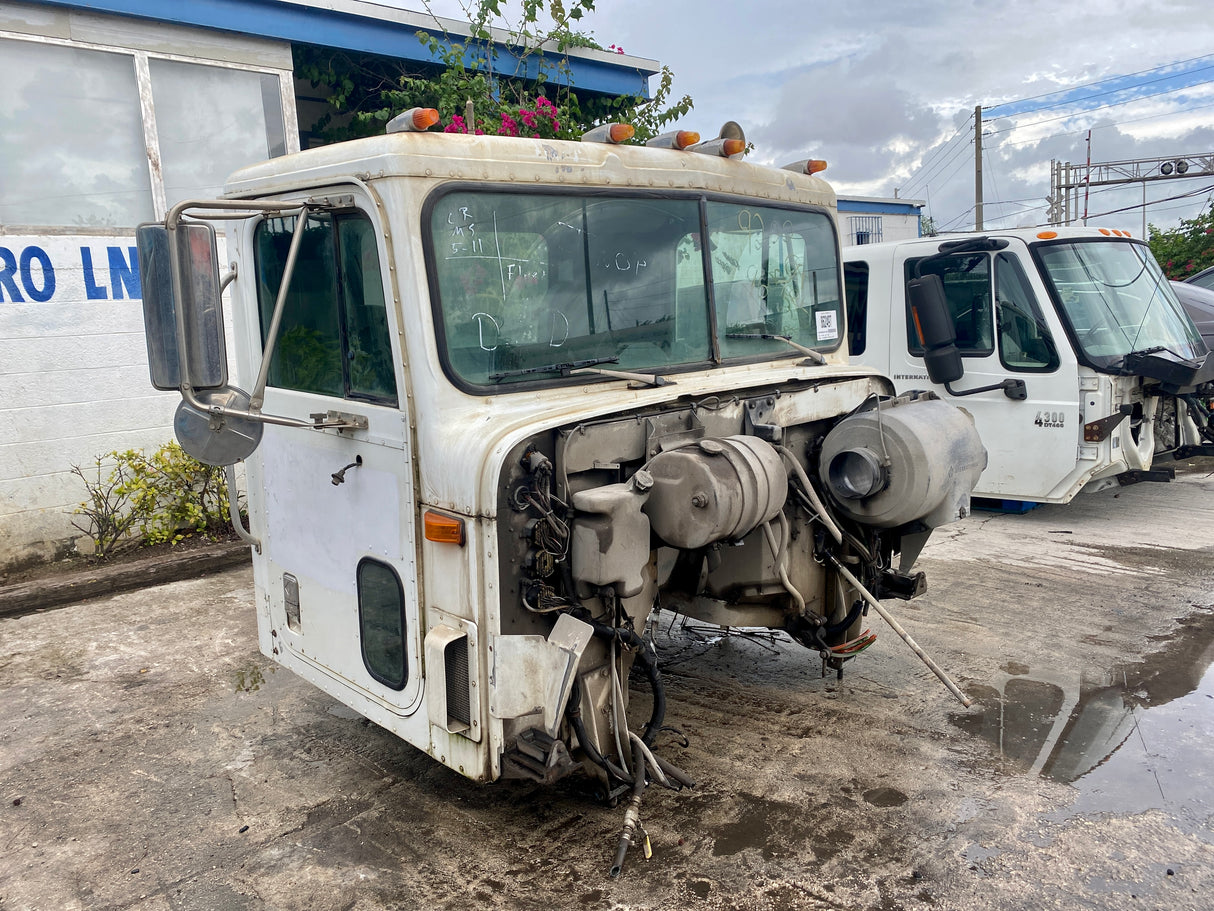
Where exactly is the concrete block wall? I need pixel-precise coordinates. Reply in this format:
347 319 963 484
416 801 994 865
0 234 180 569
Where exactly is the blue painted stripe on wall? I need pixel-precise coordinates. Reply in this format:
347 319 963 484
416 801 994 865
37 0 656 96
837 199 923 215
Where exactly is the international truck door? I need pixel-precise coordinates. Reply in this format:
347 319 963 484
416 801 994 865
242 198 422 713
891 249 1080 502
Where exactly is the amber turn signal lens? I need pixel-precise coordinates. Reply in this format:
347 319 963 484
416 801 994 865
424 510 466 546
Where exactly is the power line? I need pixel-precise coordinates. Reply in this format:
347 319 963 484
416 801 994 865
901 116 974 196
986 77 1214 138
994 97 1214 149
984 56 1214 117
903 129 974 197
1085 182 1214 220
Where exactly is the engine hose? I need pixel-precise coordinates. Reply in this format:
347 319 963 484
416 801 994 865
609 736 650 879
567 678 631 783
822 598 865 639
587 620 666 746
567 679 693 791
1183 395 1214 442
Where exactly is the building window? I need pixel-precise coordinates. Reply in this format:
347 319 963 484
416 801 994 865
149 58 287 206
0 38 154 228
848 215 884 246
0 33 290 230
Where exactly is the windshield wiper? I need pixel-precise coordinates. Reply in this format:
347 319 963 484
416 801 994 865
726 333 826 366
488 356 621 382
569 365 673 387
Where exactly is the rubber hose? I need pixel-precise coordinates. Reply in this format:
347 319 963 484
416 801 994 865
609 736 649 878
587 620 666 746
567 678 631 783
822 598 865 639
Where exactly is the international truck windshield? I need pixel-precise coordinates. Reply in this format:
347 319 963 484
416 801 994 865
1036 239 1206 368
425 190 843 388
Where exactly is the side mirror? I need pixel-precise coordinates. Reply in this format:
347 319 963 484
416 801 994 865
137 222 228 391
907 274 964 385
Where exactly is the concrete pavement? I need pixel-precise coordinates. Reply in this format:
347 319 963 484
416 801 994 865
1 463 1212 910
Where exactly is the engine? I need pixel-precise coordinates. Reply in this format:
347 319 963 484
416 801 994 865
493 385 986 793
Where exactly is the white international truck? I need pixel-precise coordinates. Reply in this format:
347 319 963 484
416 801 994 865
137 112 986 871
844 229 1214 505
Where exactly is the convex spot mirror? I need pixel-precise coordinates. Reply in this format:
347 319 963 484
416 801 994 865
137 221 228 391
907 274 964 385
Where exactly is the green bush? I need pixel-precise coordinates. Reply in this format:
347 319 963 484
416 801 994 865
72 441 236 558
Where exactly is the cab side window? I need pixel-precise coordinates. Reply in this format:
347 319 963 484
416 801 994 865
994 253 1059 372
844 261 869 356
904 254 994 357
254 211 398 403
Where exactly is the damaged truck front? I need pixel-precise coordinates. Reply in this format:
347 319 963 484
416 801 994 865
137 116 986 866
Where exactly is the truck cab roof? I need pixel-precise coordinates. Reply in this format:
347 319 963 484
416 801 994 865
224 130 837 210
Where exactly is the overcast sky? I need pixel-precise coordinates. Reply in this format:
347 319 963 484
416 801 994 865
385 1 1214 235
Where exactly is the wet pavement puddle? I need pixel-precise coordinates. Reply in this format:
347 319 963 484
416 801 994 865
950 610 1214 835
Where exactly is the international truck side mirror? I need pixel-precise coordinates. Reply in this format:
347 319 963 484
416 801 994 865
137 221 228 391
907 274 964 385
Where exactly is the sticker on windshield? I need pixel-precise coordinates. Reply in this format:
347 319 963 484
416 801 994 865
816 310 839 341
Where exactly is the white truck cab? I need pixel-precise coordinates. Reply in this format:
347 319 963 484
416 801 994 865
845 229 1214 504
137 116 986 865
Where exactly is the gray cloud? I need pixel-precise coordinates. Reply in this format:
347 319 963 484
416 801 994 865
395 0 1214 229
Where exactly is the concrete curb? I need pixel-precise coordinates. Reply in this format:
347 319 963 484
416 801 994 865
0 542 252 618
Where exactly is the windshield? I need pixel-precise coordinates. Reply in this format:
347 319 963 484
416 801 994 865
1035 239 1205 368
427 190 841 388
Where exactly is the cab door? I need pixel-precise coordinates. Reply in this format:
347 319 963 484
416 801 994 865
242 195 422 715
889 247 1080 502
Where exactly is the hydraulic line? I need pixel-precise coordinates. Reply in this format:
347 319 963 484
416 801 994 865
826 553 972 707
761 518 804 613
778 447 844 545
567 678 631 783
609 737 650 878
586 620 666 745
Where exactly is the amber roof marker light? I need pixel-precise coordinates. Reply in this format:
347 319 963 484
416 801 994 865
781 159 829 176
645 130 701 150
582 123 636 144
690 121 747 159
386 107 440 133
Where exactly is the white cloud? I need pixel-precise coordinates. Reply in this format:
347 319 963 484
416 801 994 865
379 0 1214 230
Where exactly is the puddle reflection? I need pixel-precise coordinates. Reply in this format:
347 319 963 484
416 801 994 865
951 611 1214 831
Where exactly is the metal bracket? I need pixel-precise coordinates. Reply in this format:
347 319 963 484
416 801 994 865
1116 468 1175 486
306 194 356 209
309 410 369 432
1083 406 1133 442
944 377 1028 400
744 394 783 442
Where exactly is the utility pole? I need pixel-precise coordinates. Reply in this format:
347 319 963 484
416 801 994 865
974 105 983 230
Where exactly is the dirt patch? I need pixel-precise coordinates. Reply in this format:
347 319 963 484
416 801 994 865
0 532 249 617
1 531 241 588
